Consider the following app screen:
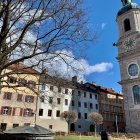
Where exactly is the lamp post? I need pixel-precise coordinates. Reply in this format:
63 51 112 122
116 115 118 135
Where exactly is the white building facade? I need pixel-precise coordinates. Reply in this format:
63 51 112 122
116 0 140 132
36 75 99 132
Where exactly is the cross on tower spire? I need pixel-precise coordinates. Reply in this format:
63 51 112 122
121 0 133 6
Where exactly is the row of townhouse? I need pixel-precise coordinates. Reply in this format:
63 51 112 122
0 63 125 133
86 83 125 132
36 75 99 132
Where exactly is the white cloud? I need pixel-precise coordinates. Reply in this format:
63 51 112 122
101 23 107 30
85 62 113 75
43 50 113 81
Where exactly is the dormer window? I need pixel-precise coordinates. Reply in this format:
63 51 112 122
124 19 131 32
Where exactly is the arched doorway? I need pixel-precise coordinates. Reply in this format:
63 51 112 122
70 123 75 131
90 124 95 132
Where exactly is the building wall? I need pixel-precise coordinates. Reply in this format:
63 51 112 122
37 83 100 132
116 4 140 132
99 91 125 132
0 68 39 130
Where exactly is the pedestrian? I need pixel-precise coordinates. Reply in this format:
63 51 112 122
100 130 109 140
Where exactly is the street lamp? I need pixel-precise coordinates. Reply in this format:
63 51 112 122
116 115 118 135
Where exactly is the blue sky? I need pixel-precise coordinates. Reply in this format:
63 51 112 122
83 0 140 92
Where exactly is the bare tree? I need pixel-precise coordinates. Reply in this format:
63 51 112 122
0 0 96 90
88 112 103 136
61 111 77 134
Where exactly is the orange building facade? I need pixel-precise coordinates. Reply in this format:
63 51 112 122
98 86 125 132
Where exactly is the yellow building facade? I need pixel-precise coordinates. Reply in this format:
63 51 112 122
0 63 39 131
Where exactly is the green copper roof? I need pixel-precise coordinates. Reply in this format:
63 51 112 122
4 124 54 135
117 2 139 16
121 0 132 6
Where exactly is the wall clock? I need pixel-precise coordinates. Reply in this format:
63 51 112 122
123 38 136 51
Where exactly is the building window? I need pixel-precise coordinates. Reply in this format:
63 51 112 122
18 78 27 86
84 92 86 97
72 100 74 106
0 123 7 131
128 64 138 77
96 104 98 110
56 110 60 117
50 86 53 91
40 95 45 102
3 92 12 100
133 85 140 105
57 98 61 104
13 124 19 128
72 90 75 95
78 112 81 119
78 101 81 107
65 89 68 94
78 91 81 96
58 87 61 93
65 99 68 105
24 109 33 117
1 106 11 115
84 113 87 119
17 94 23 101
48 110 52 117
95 94 98 100
28 81 36 89
41 83 46 90
90 93 92 99
39 109 43 116
24 123 30 126
49 97 53 104
84 102 87 108
124 18 131 32
78 125 81 128
7 76 17 84
90 103 93 109
25 95 34 103
49 125 53 129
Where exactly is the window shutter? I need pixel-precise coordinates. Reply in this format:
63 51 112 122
32 96 34 103
25 96 27 102
0 106 4 115
33 82 36 88
8 107 12 115
31 109 34 117
12 108 16 116
23 109 26 116
20 108 23 116
3 93 6 99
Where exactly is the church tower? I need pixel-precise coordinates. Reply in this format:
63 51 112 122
116 0 140 132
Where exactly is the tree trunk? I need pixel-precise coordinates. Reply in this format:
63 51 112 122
68 122 70 135
94 124 96 136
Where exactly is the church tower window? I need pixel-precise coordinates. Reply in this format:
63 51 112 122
128 64 138 77
124 0 127 4
124 19 131 32
133 85 140 105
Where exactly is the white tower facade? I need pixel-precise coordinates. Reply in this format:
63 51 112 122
116 0 140 132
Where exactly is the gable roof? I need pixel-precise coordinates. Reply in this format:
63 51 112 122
9 63 39 74
4 124 54 135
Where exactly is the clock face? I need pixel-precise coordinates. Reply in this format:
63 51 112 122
123 38 136 51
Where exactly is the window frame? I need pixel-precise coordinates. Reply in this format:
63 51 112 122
133 85 140 105
3 92 12 100
25 95 34 103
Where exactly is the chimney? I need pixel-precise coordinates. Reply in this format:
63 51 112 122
92 82 96 85
42 68 48 74
72 76 77 82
